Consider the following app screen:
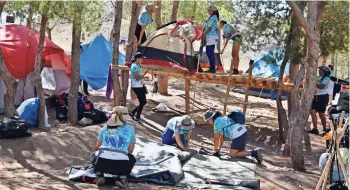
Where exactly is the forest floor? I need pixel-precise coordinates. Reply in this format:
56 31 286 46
0 78 327 190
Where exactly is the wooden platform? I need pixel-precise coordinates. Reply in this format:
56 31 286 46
116 65 299 92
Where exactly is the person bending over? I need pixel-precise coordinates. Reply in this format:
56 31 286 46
308 66 331 135
203 110 262 164
161 115 195 151
135 3 157 46
94 106 136 186
218 20 242 75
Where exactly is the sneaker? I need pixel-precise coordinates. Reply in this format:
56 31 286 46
307 128 319 135
133 117 142 124
251 149 263 164
96 177 106 186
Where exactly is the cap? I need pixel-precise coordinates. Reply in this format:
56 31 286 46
133 52 145 59
318 66 330 73
207 5 218 11
177 115 195 130
203 110 217 121
146 3 158 12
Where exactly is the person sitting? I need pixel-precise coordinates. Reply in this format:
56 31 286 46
161 115 195 151
93 106 136 187
203 110 262 163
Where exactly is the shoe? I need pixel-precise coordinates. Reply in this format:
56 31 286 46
96 177 106 186
115 176 127 188
251 148 263 164
232 69 239 75
133 117 142 124
307 128 319 135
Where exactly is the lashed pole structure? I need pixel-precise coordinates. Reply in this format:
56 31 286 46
116 65 301 114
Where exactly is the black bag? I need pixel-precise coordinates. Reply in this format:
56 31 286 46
92 148 136 176
336 92 349 113
0 117 32 139
143 85 148 94
84 109 108 124
56 105 68 121
227 109 246 124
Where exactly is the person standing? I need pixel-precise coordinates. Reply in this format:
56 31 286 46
135 3 158 46
129 52 149 123
308 66 331 134
203 110 263 163
161 115 195 151
218 21 242 75
198 5 219 73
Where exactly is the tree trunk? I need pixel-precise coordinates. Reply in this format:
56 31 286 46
111 0 123 106
68 7 82 125
331 53 335 66
33 2 49 129
286 1 325 171
154 1 161 28
0 1 6 15
170 1 179 22
191 2 197 20
46 26 52 40
123 1 140 105
27 3 34 29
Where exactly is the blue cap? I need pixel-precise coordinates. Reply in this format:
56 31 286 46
132 52 146 62
120 39 127 43
318 66 330 73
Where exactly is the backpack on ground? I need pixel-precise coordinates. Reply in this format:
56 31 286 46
0 117 32 139
83 100 94 112
336 92 349 113
227 109 246 124
56 105 68 121
84 109 108 124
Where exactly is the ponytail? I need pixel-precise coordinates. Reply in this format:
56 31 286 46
213 10 220 20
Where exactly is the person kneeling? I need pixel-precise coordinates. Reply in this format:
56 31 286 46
93 106 136 187
161 115 195 151
203 110 263 164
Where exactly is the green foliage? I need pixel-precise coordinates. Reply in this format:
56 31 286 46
320 1 349 57
235 1 291 53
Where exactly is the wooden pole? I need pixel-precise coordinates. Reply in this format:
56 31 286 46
223 59 234 115
185 79 190 114
243 60 254 115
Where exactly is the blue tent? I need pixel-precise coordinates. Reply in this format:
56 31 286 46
249 49 290 78
80 35 125 90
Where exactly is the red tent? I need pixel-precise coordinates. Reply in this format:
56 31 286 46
0 24 71 79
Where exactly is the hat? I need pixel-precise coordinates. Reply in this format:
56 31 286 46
106 106 130 126
146 3 158 12
203 110 218 121
318 66 330 73
207 5 218 11
177 115 195 130
132 52 146 62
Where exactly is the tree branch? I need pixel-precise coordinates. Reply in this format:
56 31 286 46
286 1 311 38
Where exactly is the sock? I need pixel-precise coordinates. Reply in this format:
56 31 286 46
248 150 252 156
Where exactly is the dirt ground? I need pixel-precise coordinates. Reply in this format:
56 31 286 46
0 78 327 190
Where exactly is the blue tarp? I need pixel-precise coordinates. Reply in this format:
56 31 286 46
247 49 290 78
80 35 125 90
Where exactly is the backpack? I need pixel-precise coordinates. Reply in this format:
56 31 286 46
0 117 32 139
83 100 94 112
56 105 68 121
84 109 108 124
227 109 246 125
336 92 349 113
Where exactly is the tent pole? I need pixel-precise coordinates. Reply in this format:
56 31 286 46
185 79 190 114
243 60 254 115
223 59 234 115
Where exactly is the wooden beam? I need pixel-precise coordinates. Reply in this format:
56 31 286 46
223 59 234 115
185 79 190 114
243 60 254 115
114 65 302 93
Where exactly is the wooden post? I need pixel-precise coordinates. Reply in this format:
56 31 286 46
223 59 234 115
185 79 190 114
243 60 254 115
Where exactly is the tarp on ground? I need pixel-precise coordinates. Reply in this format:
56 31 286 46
80 35 125 90
68 136 257 189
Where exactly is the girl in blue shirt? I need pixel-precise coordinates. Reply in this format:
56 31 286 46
219 20 242 75
135 3 158 46
203 110 262 163
198 5 219 73
94 106 137 186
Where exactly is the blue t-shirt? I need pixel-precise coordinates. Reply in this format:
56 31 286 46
316 75 330 95
223 24 239 39
166 116 192 135
213 116 247 140
130 62 143 88
98 124 136 153
138 11 153 26
204 15 219 37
